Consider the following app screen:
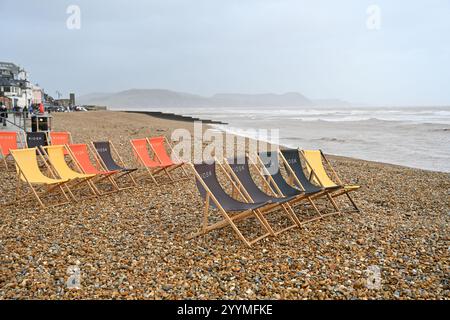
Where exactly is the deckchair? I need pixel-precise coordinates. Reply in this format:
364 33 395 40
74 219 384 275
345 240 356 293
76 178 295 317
67 143 120 195
147 136 189 179
0 131 24 169
254 151 332 222
280 149 341 214
189 161 272 247
92 141 137 188
221 156 301 235
301 149 360 212
49 131 73 155
130 138 173 184
26 132 48 148
9 148 71 208
42 145 98 199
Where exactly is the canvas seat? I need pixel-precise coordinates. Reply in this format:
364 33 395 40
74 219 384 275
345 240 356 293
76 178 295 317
9 148 71 208
43 145 98 199
67 143 120 194
280 149 342 215
189 161 273 247
92 141 137 188
0 131 24 169
301 149 360 212
131 138 175 184
49 131 72 155
222 156 301 235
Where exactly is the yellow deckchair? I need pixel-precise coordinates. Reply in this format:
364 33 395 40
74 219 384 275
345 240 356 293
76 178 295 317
9 148 72 208
42 145 98 199
301 149 360 212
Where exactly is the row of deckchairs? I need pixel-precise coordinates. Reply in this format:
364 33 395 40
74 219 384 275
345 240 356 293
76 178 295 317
130 137 188 185
3 132 188 208
190 149 360 247
0 131 72 168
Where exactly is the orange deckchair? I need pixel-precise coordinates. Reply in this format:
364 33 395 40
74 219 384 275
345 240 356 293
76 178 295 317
301 149 360 212
42 145 98 199
0 131 24 169
130 138 172 184
147 136 189 179
49 131 73 155
9 148 71 208
66 143 119 195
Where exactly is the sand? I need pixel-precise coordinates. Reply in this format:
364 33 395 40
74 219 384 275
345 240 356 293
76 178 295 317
0 111 448 299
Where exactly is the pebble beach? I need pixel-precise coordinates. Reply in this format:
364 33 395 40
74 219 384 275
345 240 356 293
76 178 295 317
0 111 449 300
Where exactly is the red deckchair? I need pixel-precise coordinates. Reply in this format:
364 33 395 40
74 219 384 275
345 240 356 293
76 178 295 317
66 143 119 194
147 136 188 178
130 138 171 184
49 131 73 155
0 131 23 169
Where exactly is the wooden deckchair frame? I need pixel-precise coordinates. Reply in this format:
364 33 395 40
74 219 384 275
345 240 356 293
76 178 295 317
66 143 120 196
279 149 342 216
41 145 98 200
0 131 25 170
219 157 301 236
187 163 272 247
91 140 137 189
299 149 360 212
8 148 72 209
147 136 189 180
248 152 330 224
130 138 172 185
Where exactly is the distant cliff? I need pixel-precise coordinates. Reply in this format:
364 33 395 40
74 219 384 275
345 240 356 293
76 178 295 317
77 89 342 109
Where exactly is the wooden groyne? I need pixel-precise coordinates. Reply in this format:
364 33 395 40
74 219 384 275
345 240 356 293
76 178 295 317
122 110 228 125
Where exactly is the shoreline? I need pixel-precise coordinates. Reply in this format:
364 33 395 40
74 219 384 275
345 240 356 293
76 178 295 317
112 107 450 173
0 110 448 299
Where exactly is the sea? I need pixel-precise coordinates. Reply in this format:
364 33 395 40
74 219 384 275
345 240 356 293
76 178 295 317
126 106 450 173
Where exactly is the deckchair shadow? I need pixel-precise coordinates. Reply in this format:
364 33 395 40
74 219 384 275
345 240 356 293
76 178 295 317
9 148 71 208
0 131 24 169
67 143 120 195
301 149 360 212
280 149 341 215
189 161 272 247
92 141 137 189
221 156 301 235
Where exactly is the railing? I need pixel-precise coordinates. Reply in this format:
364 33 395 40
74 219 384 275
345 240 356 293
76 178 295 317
0 111 28 132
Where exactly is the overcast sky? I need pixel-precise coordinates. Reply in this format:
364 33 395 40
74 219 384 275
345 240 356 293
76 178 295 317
1 0 449 106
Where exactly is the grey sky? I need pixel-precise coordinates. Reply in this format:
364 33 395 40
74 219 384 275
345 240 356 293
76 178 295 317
1 0 449 106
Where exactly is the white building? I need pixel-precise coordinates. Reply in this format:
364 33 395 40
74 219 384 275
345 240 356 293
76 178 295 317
0 62 33 109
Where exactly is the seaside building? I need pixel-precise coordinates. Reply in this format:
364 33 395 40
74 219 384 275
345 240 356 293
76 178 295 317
0 62 33 109
32 84 43 105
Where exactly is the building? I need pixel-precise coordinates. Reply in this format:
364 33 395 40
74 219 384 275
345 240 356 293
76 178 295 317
32 84 43 104
0 62 33 109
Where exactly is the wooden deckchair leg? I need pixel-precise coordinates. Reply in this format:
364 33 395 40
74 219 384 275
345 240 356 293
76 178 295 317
203 194 210 232
146 167 159 185
326 192 341 213
345 192 360 212
29 181 46 208
254 209 276 236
